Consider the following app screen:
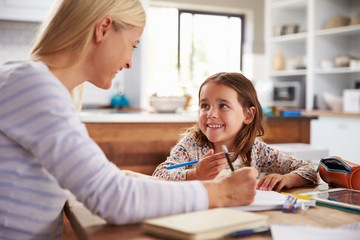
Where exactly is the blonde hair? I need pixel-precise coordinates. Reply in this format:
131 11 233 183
29 0 146 110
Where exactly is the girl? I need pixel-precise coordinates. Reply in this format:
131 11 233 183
153 72 319 191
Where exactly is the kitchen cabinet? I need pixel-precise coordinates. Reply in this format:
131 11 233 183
263 116 314 144
85 122 195 175
265 0 360 111
311 115 360 164
0 0 54 22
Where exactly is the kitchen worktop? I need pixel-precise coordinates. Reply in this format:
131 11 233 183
80 109 319 123
80 109 198 123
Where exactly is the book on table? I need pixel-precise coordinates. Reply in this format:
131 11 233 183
141 208 268 240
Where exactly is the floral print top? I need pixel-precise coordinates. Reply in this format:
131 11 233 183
152 135 319 184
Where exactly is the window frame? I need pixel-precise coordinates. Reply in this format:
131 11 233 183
177 9 245 71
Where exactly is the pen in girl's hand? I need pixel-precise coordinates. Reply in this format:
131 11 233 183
221 145 235 171
166 152 236 170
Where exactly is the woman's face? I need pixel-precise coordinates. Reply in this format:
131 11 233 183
89 25 143 89
198 82 251 151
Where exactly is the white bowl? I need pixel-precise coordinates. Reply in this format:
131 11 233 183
150 96 187 113
323 92 343 111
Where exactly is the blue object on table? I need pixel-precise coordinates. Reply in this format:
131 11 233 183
282 195 298 213
226 226 270 238
110 93 129 107
262 106 273 116
282 110 301 116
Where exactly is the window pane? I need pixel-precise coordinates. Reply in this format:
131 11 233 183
179 12 242 96
146 7 243 101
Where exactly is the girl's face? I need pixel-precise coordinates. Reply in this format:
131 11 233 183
198 82 253 152
89 25 143 89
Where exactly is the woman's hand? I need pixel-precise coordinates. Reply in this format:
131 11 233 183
187 149 228 180
256 173 312 192
202 167 258 207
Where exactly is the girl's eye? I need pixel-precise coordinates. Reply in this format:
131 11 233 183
200 103 209 109
219 104 229 109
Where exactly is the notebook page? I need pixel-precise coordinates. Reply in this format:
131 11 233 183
232 190 316 211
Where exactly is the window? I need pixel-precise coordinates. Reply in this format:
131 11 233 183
146 7 244 101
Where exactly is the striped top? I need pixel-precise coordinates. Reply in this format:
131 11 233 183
0 61 208 240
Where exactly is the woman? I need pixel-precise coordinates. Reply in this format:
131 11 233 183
0 0 257 239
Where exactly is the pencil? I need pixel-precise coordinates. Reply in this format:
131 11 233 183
221 145 235 171
166 160 199 169
280 192 314 201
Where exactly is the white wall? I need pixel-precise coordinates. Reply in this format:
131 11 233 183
0 21 38 64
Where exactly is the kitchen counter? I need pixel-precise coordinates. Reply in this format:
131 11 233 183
265 115 318 121
302 110 360 118
80 109 198 123
80 109 318 123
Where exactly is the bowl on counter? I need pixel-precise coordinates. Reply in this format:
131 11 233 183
150 96 187 113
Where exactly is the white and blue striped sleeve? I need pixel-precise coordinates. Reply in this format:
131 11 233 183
0 62 209 224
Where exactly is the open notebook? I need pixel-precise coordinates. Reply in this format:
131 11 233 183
233 190 316 211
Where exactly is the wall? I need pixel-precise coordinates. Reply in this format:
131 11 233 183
0 20 38 64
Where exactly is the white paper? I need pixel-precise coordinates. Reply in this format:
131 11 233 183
271 223 360 240
232 190 315 211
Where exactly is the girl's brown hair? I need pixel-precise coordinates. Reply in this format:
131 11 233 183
187 72 265 165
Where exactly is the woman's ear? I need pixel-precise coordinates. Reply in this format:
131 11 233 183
94 16 113 44
244 106 256 125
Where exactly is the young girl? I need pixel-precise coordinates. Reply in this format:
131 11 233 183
153 72 319 191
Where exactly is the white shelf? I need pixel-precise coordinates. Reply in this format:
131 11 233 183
316 25 360 37
271 69 306 77
271 0 307 9
271 32 307 43
315 67 360 75
266 0 360 111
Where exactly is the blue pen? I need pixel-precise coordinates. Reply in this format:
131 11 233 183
166 152 236 170
166 160 199 169
226 226 270 238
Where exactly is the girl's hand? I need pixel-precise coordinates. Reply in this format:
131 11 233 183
256 173 289 192
187 149 228 180
256 173 312 192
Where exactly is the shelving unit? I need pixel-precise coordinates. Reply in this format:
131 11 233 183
265 0 360 111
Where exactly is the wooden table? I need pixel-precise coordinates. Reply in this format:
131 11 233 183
64 185 360 240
